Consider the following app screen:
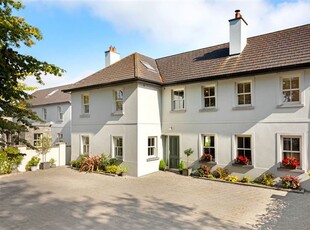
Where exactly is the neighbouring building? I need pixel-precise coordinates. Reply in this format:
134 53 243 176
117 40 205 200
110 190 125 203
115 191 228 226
64 10 310 179
28 84 72 164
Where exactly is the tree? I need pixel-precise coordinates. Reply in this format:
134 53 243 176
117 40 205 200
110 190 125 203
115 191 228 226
36 135 52 162
0 0 64 147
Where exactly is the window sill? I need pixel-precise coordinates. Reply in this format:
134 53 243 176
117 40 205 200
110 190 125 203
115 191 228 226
147 157 159 162
170 109 186 113
277 166 304 173
80 114 90 118
111 111 124 116
232 105 254 111
199 161 217 166
199 108 218 112
232 163 254 169
277 103 304 109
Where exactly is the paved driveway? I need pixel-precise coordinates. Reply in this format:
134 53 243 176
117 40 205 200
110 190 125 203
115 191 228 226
0 167 309 230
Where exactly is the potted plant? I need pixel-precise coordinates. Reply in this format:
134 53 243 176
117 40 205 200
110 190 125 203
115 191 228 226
281 157 299 169
281 175 301 189
178 161 185 174
36 135 52 170
235 155 249 165
159 159 166 171
27 156 40 171
183 148 194 176
49 158 56 168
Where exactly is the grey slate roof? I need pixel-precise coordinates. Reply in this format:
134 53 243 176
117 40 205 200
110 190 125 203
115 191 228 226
29 84 72 107
64 23 310 92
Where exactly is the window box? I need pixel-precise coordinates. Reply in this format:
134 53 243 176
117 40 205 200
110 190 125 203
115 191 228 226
232 163 254 169
147 157 159 162
277 166 304 173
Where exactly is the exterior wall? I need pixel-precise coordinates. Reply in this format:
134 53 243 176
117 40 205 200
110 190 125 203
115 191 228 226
71 83 139 176
31 102 71 146
137 83 162 176
17 142 66 172
162 69 310 179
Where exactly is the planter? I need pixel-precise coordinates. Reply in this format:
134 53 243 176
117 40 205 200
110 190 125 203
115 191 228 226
40 162 51 170
182 168 192 176
31 165 38 171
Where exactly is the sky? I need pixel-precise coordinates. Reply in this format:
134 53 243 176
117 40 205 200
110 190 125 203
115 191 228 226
18 0 310 90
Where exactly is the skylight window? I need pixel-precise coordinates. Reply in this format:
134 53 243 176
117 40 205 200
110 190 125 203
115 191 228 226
46 89 58 97
140 60 157 72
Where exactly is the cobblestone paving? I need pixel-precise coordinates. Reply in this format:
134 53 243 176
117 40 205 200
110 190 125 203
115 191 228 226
0 167 309 230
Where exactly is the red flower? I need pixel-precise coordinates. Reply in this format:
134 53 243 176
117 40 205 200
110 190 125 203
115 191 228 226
236 155 249 165
201 153 213 162
282 157 299 168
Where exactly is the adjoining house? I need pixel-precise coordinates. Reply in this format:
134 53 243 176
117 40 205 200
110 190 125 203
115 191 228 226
28 84 72 164
64 10 310 178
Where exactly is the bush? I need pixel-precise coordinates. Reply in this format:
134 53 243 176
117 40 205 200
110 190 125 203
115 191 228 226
26 156 40 171
0 147 24 174
226 175 238 183
241 176 251 183
106 165 118 174
49 158 56 165
179 161 186 172
80 155 102 173
159 160 166 170
207 174 214 179
281 175 301 189
212 167 229 179
70 160 77 167
254 173 275 186
197 165 211 177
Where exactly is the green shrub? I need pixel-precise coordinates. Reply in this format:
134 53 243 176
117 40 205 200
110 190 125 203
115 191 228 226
70 160 77 167
26 156 40 171
197 165 211 177
49 158 56 165
254 173 275 186
179 161 186 172
307 171 310 177
226 175 238 183
0 147 24 174
207 174 214 179
106 165 118 174
159 160 166 170
212 167 229 180
241 176 251 183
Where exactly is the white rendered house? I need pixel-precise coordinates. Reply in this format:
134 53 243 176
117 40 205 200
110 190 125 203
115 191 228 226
64 11 310 179
28 84 72 164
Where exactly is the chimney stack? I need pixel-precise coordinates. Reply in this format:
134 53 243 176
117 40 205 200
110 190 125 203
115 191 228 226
229 10 248 56
105 46 120 67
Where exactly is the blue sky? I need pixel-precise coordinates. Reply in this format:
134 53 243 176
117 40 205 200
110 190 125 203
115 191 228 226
19 0 310 89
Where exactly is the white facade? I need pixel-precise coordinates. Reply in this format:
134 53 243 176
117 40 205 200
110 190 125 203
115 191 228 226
162 69 310 178
71 82 162 176
31 102 71 146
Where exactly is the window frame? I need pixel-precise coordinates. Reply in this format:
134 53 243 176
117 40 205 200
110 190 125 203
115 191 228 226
113 89 124 115
277 134 303 169
57 133 64 142
281 76 300 104
172 88 185 111
201 134 216 162
202 85 216 109
42 108 47 121
234 135 253 165
57 106 63 121
81 135 90 155
82 94 90 114
34 133 43 147
113 136 123 160
236 81 252 106
147 136 157 157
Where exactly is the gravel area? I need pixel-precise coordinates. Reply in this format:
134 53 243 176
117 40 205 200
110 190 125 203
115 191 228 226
0 167 309 229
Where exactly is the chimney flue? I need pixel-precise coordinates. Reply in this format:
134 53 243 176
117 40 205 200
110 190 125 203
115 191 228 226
105 45 120 67
229 9 248 56
235 9 241 19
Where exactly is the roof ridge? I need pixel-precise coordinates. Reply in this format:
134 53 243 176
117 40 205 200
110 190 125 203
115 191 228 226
134 52 139 78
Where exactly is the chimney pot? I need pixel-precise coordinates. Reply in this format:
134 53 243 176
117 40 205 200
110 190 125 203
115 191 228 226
235 9 241 19
105 46 120 67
